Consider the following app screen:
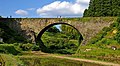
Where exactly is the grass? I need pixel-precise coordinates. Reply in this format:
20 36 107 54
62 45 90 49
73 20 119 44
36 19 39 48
74 44 120 64
0 51 105 66
0 43 119 66
0 54 23 66
17 55 104 66
0 50 107 66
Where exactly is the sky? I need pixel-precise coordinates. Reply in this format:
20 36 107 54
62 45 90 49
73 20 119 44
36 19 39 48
0 0 90 18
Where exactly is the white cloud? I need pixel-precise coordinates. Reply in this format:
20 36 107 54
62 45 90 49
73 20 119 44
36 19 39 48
36 0 90 17
76 0 90 4
27 8 35 11
15 9 28 16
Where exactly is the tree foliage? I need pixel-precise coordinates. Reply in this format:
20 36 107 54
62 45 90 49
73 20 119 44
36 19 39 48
0 16 2 18
46 26 60 33
61 24 82 40
84 0 120 17
0 22 26 43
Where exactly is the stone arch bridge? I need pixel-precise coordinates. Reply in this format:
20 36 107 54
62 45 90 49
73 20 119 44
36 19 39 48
0 17 116 46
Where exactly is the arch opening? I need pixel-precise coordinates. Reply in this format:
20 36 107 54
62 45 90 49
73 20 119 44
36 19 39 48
36 23 83 54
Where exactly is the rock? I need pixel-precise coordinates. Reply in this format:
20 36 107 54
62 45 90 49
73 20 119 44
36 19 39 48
84 48 92 52
111 46 117 50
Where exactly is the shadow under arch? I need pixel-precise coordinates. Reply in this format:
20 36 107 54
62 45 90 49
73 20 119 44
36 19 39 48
36 22 83 52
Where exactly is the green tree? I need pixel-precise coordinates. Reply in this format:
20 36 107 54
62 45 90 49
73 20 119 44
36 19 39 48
0 16 2 18
47 26 60 33
83 0 120 17
61 24 82 40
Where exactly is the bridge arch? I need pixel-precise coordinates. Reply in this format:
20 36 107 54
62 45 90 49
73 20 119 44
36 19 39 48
36 22 83 52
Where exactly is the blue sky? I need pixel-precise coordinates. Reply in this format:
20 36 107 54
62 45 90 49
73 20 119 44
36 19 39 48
0 0 90 18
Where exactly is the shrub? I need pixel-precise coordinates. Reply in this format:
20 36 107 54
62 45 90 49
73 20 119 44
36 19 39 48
102 27 111 32
114 31 120 43
20 43 33 51
110 22 119 28
0 44 20 55
117 17 120 23
32 45 40 51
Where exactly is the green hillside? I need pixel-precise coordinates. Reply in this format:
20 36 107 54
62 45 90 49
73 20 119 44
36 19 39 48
75 17 120 64
88 18 120 45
